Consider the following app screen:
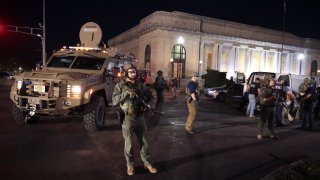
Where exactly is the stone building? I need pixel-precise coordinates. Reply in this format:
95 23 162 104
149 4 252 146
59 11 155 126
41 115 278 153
108 11 320 81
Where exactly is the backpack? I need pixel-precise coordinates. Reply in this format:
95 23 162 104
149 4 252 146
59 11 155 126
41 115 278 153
154 76 166 90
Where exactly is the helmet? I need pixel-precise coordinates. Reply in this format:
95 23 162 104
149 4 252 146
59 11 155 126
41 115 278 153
124 63 136 71
157 70 163 75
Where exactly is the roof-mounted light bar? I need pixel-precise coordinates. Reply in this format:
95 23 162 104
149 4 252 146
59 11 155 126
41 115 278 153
68 46 101 51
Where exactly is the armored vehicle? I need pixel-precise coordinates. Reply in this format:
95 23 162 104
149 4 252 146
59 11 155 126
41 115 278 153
10 22 132 132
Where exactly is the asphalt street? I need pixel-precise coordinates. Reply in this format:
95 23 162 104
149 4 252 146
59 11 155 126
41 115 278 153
0 79 320 180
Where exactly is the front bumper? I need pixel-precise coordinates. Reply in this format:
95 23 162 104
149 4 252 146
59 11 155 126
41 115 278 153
10 92 82 115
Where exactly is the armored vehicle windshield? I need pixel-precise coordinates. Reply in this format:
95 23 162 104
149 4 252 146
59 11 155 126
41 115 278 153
47 55 105 70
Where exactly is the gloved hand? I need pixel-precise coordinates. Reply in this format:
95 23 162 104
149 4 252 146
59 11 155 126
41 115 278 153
127 89 136 98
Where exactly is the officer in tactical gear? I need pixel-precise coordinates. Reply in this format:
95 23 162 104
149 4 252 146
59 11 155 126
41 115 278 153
296 78 310 121
274 77 286 127
112 63 157 176
298 78 315 130
257 78 280 140
154 70 169 113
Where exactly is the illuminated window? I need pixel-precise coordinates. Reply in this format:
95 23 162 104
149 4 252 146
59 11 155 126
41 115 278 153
171 44 186 61
171 44 186 78
145 45 151 62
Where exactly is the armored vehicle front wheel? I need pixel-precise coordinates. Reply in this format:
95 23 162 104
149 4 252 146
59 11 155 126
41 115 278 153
84 96 106 132
12 104 39 124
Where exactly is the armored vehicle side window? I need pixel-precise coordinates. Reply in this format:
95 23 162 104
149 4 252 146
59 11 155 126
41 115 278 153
71 56 104 70
47 56 75 68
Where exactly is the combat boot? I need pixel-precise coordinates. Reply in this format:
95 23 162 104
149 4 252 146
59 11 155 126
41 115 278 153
144 164 158 173
269 134 280 140
127 166 135 176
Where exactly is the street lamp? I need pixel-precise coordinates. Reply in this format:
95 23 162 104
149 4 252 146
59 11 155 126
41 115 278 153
177 36 184 44
298 53 305 75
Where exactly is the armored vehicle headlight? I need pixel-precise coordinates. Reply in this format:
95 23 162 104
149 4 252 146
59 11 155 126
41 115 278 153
17 80 23 90
71 85 81 94
67 85 82 98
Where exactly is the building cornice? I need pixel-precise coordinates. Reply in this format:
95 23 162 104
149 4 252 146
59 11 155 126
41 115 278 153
108 11 320 52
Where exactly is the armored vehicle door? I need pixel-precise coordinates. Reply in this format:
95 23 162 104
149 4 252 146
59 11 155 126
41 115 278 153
104 57 128 103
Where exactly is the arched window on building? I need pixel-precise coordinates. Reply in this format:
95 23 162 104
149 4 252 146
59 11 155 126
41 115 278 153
171 44 186 81
311 60 318 76
144 45 151 73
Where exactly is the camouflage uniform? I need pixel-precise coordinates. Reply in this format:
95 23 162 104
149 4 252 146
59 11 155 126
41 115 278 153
296 80 309 120
258 81 277 138
300 79 315 129
112 74 153 168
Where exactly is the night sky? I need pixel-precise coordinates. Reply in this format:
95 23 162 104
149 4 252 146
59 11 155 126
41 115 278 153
0 0 319 70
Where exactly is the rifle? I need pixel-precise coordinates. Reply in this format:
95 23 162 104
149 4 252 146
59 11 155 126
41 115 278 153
117 108 125 125
135 94 155 116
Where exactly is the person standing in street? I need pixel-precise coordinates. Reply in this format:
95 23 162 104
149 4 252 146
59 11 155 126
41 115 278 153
246 77 260 118
299 78 316 130
154 70 168 114
112 63 157 176
257 78 280 140
185 72 199 134
274 77 290 127
314 86 320 120
170 77 178 98
145 73 151 87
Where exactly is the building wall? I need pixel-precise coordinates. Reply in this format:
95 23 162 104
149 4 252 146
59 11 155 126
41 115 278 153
108 11 320 81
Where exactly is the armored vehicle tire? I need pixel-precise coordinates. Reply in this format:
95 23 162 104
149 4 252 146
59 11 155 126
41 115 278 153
12 104 39 124
84 96 106 132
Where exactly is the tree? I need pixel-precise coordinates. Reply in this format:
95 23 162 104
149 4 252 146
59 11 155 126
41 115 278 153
202 69 227 88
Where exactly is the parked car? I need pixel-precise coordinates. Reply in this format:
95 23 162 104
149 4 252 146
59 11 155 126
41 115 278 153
204 84 228 102
0 71 13 79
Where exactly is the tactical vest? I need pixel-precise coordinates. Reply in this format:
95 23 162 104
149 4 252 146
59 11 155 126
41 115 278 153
299 83 308 93
274 82 285 102
119 80 147 116
248 83 259 95
154 76 166 90
259 86 275 106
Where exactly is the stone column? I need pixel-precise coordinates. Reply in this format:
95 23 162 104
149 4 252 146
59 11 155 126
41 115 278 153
234 47 239 73
228 46 236 78
246 48 252 76
277 52 281 73
213 44 219 70
285 53 290 73
273 52 278 72
218 44 223 72
199 42 205 75
260 51 266 71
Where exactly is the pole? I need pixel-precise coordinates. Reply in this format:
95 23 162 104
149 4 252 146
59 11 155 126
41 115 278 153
42 0 46 67
282 0 286 51
280 0 286 73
